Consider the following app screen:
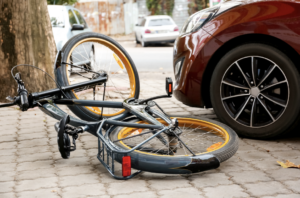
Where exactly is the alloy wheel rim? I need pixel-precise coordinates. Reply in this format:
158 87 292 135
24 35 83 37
220 56 289 128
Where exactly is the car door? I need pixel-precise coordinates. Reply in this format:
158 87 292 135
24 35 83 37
67 9 91 66
68 9 79 37
73 9 92 33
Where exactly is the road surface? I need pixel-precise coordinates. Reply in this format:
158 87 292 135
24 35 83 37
119 41 174 71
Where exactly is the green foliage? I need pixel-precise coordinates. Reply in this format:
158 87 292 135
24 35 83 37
47 0 78 5
146 0 174 16
188 0 209 15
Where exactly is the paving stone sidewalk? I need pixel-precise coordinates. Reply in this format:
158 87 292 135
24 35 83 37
0 72 299 198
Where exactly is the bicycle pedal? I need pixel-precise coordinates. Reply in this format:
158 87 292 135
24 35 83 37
56 115 72 159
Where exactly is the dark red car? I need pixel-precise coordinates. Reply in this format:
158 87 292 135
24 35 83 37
173 0 300 139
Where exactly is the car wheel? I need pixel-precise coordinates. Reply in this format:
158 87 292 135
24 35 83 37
135 34 140 44
88 47 96 71
141 38 148 47
210 43 300 139
67 56 73 77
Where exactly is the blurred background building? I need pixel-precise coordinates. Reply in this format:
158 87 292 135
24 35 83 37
69 0 222 35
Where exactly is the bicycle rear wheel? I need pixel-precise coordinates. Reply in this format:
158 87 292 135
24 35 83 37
57 32 140 121
109 116 239 174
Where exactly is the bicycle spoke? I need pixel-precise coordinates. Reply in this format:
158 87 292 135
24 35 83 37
113 130 156 143
118 119 227 157
172 132 195 156
82 43 90 60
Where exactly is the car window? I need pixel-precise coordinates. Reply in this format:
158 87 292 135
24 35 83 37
68 10 78 26
148 18 173 26
74 10 88 28
48 7 65 27
140 18 146 27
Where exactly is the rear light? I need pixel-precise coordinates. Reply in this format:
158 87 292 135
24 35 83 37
145 29 151 34
174 27 179 31
122 156 131 177
165 77 173 96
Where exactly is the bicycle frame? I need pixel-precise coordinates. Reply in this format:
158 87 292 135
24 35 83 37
1 72 220 180
21 70 173 179
37 97 173 179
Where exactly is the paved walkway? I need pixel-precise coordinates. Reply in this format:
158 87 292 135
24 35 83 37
0 72 300 198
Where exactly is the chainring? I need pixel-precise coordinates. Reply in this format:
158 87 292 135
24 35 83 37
57 115 71 159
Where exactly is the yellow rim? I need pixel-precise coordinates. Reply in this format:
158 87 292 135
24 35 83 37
117 117 230 157
66 38 136 117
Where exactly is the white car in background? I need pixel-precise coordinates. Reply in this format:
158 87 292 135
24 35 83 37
48 5 93 75
135 15 179 47
48 5 92 51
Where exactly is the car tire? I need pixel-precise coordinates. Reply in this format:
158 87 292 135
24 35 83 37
141 38 148 47
210 43 300 139
87 46 95 71
135 34 140 44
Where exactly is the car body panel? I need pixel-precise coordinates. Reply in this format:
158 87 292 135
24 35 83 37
173 0 300 107
174 29 222 106
48 5 92 51
48 5 93 68
203 1 300 54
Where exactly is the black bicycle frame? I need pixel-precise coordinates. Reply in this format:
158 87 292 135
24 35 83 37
38 97 168 180
0 72 220 180
30 75 108 101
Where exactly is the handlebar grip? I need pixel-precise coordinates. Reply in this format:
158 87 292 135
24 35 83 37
19 90 29 111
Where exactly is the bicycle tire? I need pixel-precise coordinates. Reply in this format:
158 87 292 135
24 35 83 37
56 32 140 121
109 116 239 174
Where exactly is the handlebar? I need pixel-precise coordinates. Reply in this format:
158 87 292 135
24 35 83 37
19 89 29 111
0 71 108 111
15 73 29 111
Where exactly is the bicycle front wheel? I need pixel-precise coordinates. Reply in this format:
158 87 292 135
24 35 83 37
58 32 140 121
109 116 239 174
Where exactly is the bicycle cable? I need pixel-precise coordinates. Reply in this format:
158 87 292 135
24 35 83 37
100 82 106 120
10 64 69 99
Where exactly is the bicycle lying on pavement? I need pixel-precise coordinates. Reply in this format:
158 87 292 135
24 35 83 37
0 33 238 180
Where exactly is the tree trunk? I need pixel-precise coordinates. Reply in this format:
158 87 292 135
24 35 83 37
0 0 56 102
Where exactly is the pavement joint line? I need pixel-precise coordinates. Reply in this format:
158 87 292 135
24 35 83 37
14 186 60 194
243 180 292 197
144 179 160 197
0 72 299 197
185 175 206 197
221 171 251 197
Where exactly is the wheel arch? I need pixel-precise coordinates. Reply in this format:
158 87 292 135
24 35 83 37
201 33 300 108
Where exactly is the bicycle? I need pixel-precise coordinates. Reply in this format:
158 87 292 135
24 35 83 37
0 33 238 180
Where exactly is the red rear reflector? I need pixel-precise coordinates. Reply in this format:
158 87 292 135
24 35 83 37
169 84 172 92
174 27 179 31
122 156 131 177
145 29 151 34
